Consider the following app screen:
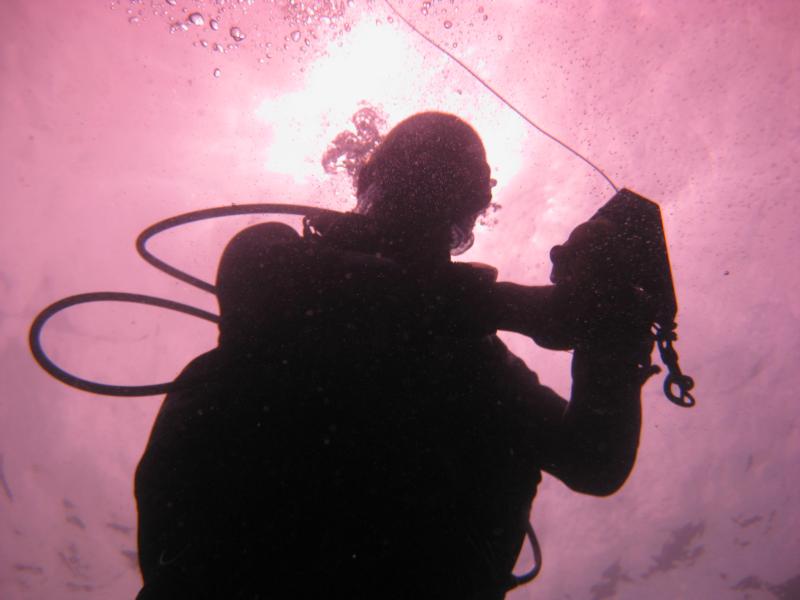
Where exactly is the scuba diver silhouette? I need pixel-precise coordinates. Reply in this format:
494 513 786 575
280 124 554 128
133 112 662 599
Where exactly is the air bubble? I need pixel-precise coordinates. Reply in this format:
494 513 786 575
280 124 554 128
290 30 301 42
169 22 189 33
444 20 452 29
213 42 225 52
210 19 219 31
213 68 221 78
166 0 177 5
187 12 204 26
230 26 246 42
128 15 140 24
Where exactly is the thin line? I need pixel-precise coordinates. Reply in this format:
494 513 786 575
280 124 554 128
383 0 619 193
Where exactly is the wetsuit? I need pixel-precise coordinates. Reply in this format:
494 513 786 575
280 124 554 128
135 215 570 599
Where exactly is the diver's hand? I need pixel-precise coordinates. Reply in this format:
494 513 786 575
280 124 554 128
549 218 619 290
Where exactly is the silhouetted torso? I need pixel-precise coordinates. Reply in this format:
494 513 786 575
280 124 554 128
135 216 565 599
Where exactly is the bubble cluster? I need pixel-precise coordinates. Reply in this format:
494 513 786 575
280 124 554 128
169 21 189 34
478 202 503 229
322 106 386 182
114 0 359 69
283 0 349 29
114 0 503 79
411 1 497 31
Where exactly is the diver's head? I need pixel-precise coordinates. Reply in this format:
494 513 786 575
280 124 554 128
355 112 492 259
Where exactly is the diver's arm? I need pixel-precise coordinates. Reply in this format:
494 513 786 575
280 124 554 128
495 283 652 496
509 214 656 495
532 276 656 497
493 282 551 339
491 324 646 497
493 283 572 349
492 280 646 495
546 347 645 496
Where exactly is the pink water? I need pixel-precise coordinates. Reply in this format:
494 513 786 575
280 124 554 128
1 1 798 598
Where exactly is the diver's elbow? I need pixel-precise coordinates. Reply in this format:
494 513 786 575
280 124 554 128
577 477 627 497
564 465 633 497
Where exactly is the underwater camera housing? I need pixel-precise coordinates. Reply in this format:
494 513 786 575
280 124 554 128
494 188 694 406
592 188 677 330
587 188 694 406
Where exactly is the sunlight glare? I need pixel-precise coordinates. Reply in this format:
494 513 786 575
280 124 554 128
254 19 425 184
253 11 527 203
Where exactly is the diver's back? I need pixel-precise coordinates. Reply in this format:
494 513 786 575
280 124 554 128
136 232 539 599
